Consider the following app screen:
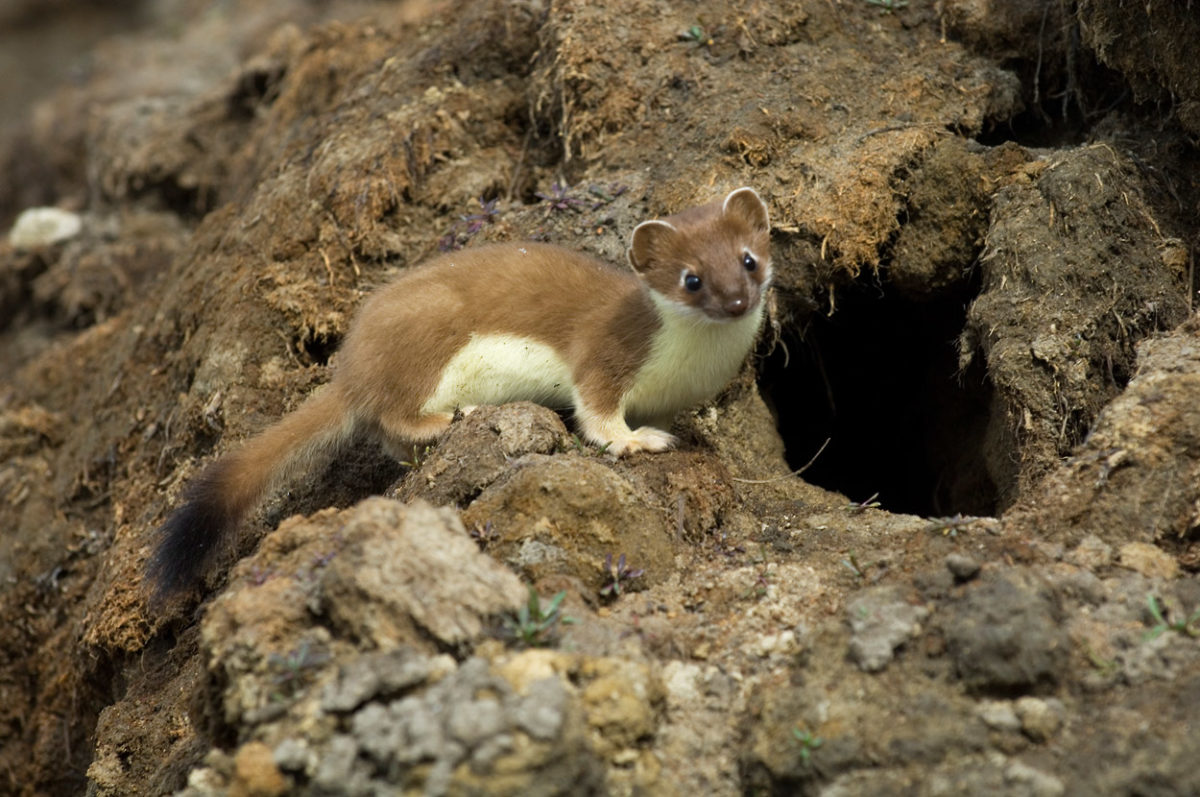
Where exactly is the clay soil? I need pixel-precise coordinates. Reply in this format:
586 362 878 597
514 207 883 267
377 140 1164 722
2 0 1200 795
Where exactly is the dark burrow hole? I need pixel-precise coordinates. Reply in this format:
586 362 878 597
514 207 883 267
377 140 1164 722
976 101 1091 149
760 277 1000 518
297 330 340 366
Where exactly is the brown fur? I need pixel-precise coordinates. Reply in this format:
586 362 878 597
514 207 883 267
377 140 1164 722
336 243 659 439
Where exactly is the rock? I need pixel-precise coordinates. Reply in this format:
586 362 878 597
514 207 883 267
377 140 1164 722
750 629 799 658
976 700 1021 732
946 553 982 582
310 735 361 794
316 499 528 648
496 648 574 693
271 738 310 774
919 756 1064 796
461 454 677 587
580 659 661 754
447 697 506 747
508 538 569 570
200 499 527 729
350 703 402 765
230 741 288 797
943 568 1069 694
1117 542 1180 580
398 402 567 507
512 677 569 740
389 696 449 764
7 207 82 249
1004 318 1200 546
1014 696 1064 742
1065 534 1113 569
1004 759 1065 797
846 585 930 672
321 647 433 713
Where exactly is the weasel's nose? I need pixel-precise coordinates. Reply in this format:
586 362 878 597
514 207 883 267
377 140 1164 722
723 297 748 317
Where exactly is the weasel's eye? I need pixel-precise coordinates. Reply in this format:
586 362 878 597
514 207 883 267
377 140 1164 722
684 273 703 292
742 252 757 271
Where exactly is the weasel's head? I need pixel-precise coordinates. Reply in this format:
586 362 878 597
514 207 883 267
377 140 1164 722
627 187 772 322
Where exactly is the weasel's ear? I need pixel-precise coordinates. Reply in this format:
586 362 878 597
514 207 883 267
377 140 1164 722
628 219 680 272
723 187 770 233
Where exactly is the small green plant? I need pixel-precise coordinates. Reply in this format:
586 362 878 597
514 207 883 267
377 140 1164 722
600 553 645 599
1082 643 1119 677
742 545 775 600
844 492 880 514
400 444 433 469
680 24 714 46
503 587 574 647
567 433 611 456
840 550 873 581
791 727 823 765
267 640 330 701
865 0 907 13
1144 593 1200 641
585 183 628 206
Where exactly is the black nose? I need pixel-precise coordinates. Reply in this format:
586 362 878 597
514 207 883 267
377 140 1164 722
723 297 748 316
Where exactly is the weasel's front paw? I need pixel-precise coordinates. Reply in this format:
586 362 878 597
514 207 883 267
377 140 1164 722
611 426 677 456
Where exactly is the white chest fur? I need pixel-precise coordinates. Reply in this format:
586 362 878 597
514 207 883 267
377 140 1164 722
622 291 763 424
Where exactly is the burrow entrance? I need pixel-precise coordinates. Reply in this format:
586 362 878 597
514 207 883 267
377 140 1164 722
759 277 1001 518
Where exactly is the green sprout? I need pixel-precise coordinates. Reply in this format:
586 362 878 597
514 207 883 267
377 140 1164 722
1082 643 1119 677
567 433 611 456
503 587 575 648
840 550 872 581
865 0 908 13
585 183 628 205
688 25 714 45
1144 593 1200 641
267 640 330 701
741 545 775 600
792 727 823 765
400 444 433 469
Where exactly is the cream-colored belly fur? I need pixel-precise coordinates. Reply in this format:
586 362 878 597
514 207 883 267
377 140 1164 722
422 334 575 414
421 296 762 427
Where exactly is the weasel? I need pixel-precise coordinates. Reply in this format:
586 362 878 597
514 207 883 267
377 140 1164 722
148 187 772 598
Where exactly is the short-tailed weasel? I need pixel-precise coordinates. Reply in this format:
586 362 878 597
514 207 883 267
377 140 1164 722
148 187 771 598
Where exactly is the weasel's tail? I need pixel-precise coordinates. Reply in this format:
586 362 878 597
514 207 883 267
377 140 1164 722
147 385 354 601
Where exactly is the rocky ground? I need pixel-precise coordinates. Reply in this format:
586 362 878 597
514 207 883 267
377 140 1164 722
1 0 1199 794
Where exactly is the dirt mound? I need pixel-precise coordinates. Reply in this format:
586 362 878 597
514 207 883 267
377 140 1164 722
1078 0 1200 136
1 0 1198 794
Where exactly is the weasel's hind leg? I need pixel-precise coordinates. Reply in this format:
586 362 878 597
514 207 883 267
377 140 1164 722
375 410 455 463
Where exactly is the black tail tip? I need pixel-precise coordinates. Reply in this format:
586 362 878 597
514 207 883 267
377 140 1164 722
145 486 234 604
